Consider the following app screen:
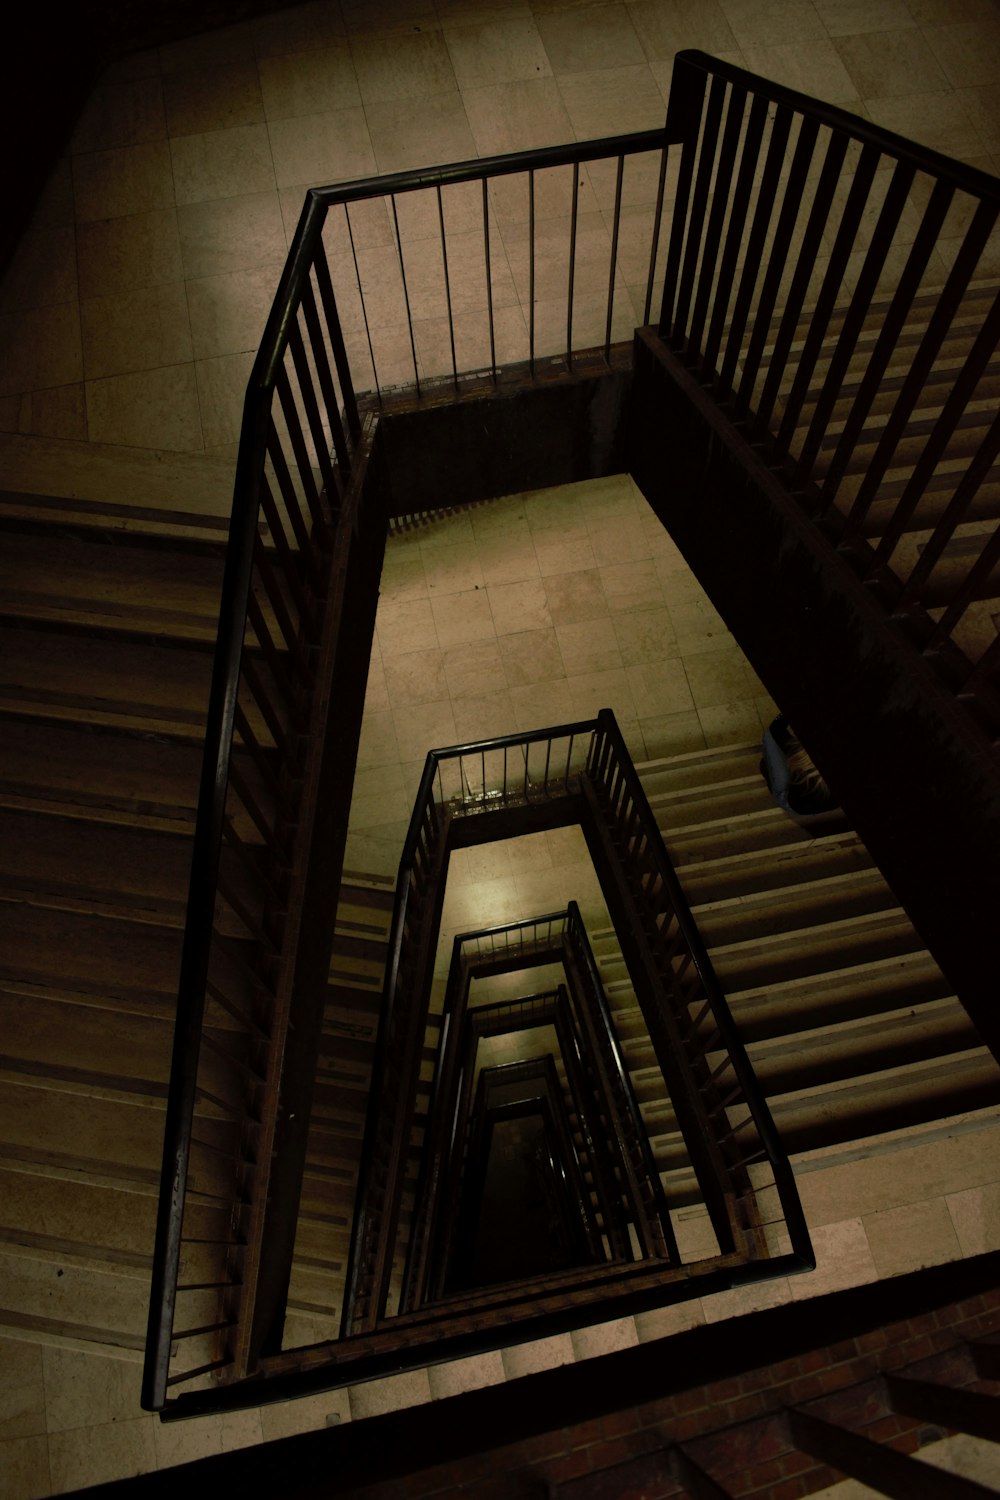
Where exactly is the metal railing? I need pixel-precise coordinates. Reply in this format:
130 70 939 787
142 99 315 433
586 709 812 1269
342 712 811 1340
147 114 678 1407
341 721 596 1336
310 131 670 400
660 50 1000 727
402 909 671 1312
143 196 364 1409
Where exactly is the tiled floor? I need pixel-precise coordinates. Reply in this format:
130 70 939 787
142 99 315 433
1 0 998 444
2 2 1000 1495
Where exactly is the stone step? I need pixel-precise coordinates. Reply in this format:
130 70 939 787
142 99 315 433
0 623 214 741
0 527 225 643
0 718 205 832
0 804 194 922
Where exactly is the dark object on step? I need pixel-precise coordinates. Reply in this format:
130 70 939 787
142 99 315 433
760 716 849 833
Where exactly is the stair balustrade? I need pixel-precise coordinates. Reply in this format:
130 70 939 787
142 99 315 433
657 50 1000 734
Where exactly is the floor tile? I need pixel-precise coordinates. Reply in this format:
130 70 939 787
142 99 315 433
81 283 193 380
164 61 265 140
627 658 695 717
921 20 1000 89
268 107 376 190
0 305 83 400
77 209 184 297
741 39 860 104
185 263 283 360
864 1198 963 1275
719 0 827 50
497 626 566 686
543 569 608 625
556 619 623 674
86 364 204 450
444 17 552 89
442 638 504 698
194 352 255 447
834 28 949 99
627 0 739 59
0 226 77 314
811 0 914 35
72 140 175 223
537 5 646 74
385 649 448 707
0 1341 46 1441
488 577 553 634
176 193 287 279
171 123 276 206
258 47 362 120
352 28 459 105
0 1434 51 1500
71 77 167 154
558 63 666 139
48 1418 157 1492
252 0 348 57
366 93 477 174
462 78 574 155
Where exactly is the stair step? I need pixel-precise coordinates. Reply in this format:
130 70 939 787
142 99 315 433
0 1165 157 1269
0 804 194 922
0 529 225 642
768 1048 1000 1155
0 624 213 740
0 718 205 831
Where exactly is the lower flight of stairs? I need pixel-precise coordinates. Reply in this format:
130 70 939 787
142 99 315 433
592 740 1000 1241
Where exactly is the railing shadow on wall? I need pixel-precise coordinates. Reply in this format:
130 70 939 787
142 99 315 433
657 50 1000 736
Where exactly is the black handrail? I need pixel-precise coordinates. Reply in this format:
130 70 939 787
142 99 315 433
588 710 812 1267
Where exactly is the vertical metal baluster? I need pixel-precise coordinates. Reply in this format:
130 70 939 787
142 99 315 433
567 164 579 368
703 91 768 380
391 193 421 394
732 112 818 417
605 153 625 360
820 175 954 523
896 407 1000 619
565 733 574 792
688 82 748 368
844 197 998 541
796 157 916 484
436 185 458 387
543 736 552 796
673 74 727 353
529 169 536 376
755 129 850 434
643 144 669 327
345 203 380 405
482 178 497 382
